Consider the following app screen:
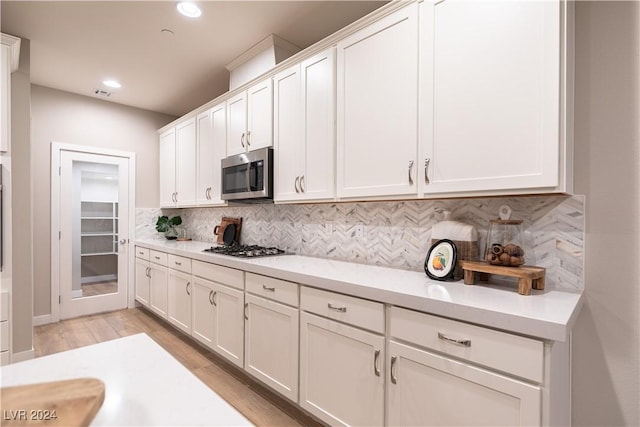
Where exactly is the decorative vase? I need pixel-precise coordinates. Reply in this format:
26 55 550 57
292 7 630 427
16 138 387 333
164 226 178 240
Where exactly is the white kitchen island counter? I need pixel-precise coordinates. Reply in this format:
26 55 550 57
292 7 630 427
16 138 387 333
0 333 253 426
136 239 583 342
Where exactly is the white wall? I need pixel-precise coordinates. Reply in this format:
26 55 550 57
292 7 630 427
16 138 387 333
31 85 175 317
573 2 640 425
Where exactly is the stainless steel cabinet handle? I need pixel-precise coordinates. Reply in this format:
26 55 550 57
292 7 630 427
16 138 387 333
294 176 300 193
208 290 215 306
438 332 471 347
408 160 414 185
186 282 191 296
390 356 398 384
241 132 245 148
212 291 218 306
208 187 212 199
244 302 249 320
327 303 347 313
154 256 160 260
374 350 381 377
139 251 144 255
300 175 305 193
246 130 251 146
145 267 150 278
262 285 276 292
425 158 431 184
175 261 182 266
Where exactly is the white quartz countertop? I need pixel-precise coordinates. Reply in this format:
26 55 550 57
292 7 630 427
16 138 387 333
137 239 584 342
0 334 253 426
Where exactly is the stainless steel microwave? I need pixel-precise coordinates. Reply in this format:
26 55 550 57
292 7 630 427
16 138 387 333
221 147 273 202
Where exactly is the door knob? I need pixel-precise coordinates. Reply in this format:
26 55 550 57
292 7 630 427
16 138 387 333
119 239 127 244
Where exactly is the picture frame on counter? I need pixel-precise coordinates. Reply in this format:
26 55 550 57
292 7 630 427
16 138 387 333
424 239 457 281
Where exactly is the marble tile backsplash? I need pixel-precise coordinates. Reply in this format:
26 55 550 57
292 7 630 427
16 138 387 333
136 195 585 291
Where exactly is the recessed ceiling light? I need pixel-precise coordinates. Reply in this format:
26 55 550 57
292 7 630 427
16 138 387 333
177 2 201 18
103 80 121 89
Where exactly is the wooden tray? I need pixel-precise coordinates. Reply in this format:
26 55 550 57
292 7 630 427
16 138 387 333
459 260 545 295
0 377 105 426
215 217 242 245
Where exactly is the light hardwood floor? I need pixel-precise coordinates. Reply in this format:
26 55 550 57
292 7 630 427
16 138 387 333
34 308 324 427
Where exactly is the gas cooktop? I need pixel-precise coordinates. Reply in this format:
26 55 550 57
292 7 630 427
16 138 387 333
203 244 287 258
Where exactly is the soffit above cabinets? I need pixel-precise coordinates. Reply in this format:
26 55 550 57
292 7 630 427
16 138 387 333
0 1 387 117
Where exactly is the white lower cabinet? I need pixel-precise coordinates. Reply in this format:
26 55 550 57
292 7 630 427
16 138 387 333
168 269 192 335
191 261 245 368
244 273 299 401
300 312 385 426
387 340 541 426
134 257 150 307
299 289 385 427
148 261 168 319
388 306 543 426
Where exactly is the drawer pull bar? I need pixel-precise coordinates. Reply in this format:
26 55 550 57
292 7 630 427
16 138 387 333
374 350 381 377
390 356 398 384
154 256 161 260
244 303 249 320
208 290 215 306
327 303 347 313
185 282 191 296
175 261 182 266
262 285 276 292
438 332 471 347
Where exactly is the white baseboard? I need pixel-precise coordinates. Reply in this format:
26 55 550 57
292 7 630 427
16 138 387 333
81 274 117 284
33 314 53 326
12 348 35 363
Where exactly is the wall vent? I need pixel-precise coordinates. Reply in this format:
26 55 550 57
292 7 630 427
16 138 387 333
93 89 112 97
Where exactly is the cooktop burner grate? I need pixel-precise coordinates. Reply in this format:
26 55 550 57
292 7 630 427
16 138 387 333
203 244 287 258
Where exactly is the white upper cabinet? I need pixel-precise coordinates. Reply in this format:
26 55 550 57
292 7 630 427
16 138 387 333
420 0 570 196
227 78 273 156
159 117 197 208
274 48 335 202
196 104 227 206
1 33 20 154
336 5 419 199
159 127 176 208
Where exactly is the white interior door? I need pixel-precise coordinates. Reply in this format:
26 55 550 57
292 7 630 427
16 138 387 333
57 149 130 319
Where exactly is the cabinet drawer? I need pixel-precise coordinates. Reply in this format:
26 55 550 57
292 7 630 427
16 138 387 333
192 260 244 290
301 286 384 334
389 306 544 383
168 254 191 274
149 250 168 266
0 292 9 322
246 273 298 307
0 321 8 352
135 246 150 260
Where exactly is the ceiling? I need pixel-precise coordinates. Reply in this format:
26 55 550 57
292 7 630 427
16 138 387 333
1 1 387 117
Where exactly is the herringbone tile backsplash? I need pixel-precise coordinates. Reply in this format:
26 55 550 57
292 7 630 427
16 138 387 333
137 195 585 291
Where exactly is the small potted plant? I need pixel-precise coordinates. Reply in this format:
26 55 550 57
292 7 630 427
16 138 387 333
156 215 182 240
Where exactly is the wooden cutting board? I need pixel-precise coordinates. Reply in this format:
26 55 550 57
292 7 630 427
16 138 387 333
215 217 242 245
0 377 105 426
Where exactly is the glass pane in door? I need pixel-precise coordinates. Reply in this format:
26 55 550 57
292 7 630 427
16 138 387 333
72 161 119 299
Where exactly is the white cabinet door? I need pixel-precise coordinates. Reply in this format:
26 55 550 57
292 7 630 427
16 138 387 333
212 281 245 368
387 340 541 426
149 264 168 319
197 104 227 206
168 269 192 334
337 5 419 199
274 64 303 201
192 277 216 350
175 117 197 207
300 312 384 426
244 293 299 402
159 128 176 208
227 91 247 156
247 79 273 151
300 48 335 201
422 0 562 195
135 258 150 307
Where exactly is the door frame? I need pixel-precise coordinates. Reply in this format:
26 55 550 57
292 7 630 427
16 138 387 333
50 142 136 322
